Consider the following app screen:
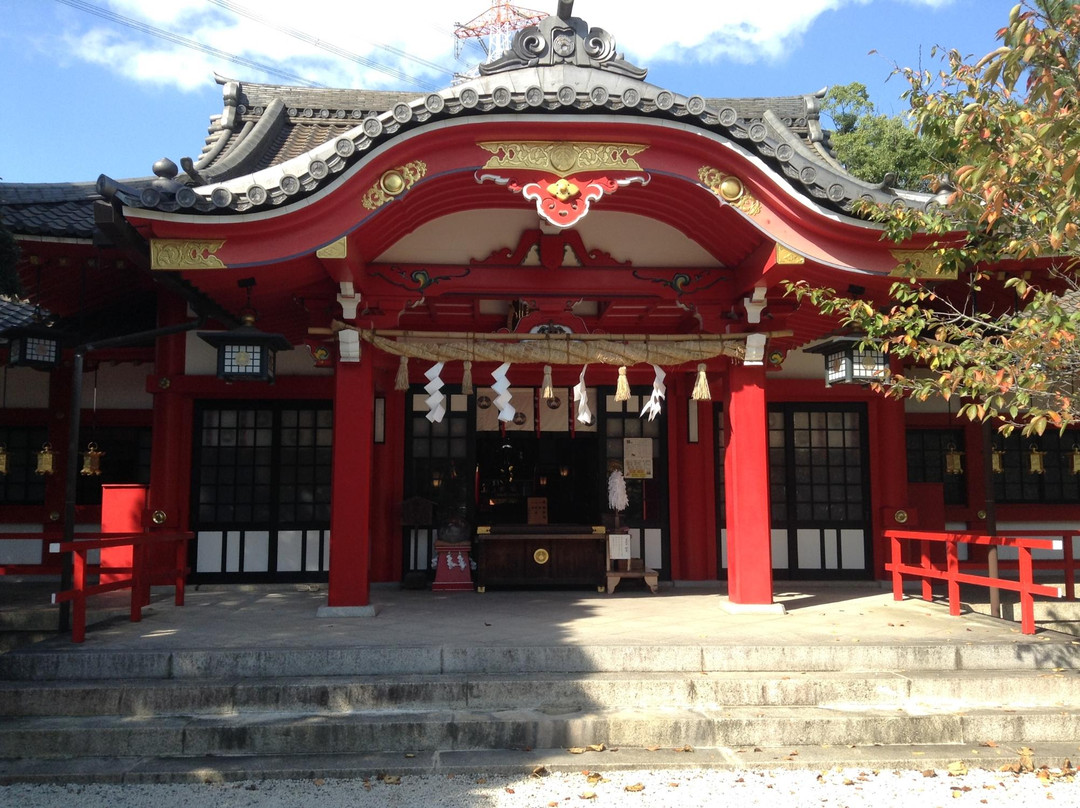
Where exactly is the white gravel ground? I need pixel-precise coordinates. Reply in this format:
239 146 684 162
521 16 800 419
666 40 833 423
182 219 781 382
3 767 1077 808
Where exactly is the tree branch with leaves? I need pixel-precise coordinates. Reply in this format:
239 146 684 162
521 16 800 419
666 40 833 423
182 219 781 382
791 0 1080 436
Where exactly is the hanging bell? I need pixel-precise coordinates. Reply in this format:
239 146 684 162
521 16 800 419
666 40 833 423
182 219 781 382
991 443 1005 474
944 443 964 475
35 443 56 476
80 442 105 476
1028 443 1046 475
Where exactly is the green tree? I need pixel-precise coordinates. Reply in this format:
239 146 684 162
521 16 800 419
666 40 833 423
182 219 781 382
791 1 1080 436
821 82 941 189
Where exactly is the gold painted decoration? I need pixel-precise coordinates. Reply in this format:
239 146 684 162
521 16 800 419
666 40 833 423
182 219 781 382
890 249 956 279
699 167 761 216
362 161 427 210
479 141 647 178
775 245 805 265
533 548 550 565
316 237 348 259
151 239 226 270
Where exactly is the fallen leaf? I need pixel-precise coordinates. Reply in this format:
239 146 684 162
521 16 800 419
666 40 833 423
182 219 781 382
922 769 937 778
313 779 324 786
948 761 968 776
475 778 487 785
675 745 694 753
587 743 606 752
579 791 597 800
568 747 587 754
505 788 515 794
625 783 645 792
586 773 604 785
404 753 415 758
532 765 549 778
981 741 999 748
645 745 661 752
381 775 402 785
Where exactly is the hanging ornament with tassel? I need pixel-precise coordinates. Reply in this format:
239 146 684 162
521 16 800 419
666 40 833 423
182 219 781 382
692 363 711 401
541 364 555 400
615 366 630 402
394 356 409 391
461 359 473 396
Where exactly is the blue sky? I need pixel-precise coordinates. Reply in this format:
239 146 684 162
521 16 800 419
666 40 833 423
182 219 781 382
0 0 1020 184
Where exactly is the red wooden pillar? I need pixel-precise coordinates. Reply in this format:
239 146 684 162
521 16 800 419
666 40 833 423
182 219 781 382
324 355 375 613
871 396 910 578
148 295 192 533
668 371 717 580
723 361 775 605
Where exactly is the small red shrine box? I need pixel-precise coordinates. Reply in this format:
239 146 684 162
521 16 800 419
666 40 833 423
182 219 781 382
431 541 474 592
99 484 147 584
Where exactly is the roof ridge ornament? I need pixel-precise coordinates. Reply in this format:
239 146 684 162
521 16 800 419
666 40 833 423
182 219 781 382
479 3 646 79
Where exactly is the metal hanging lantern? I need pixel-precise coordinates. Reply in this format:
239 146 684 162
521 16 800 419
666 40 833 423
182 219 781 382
992 443 1006 474
198 278 292 383
79 442 105 476
807 336 887 386
1070 444 1080 475
0 444 7 475
1028 443 1046 475
6 322 62 370
944 443 964 475
35 443 57 475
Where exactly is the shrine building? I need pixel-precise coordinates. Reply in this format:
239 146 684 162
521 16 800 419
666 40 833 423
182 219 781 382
2 2 1075 612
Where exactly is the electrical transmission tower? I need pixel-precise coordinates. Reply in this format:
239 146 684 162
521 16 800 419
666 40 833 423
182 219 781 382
452 0 547 79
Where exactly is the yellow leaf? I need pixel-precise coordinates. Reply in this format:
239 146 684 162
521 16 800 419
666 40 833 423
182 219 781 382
948 761 968 776
625 783 645 792
587 743 606 752
568 747 586 754
579 791 597 800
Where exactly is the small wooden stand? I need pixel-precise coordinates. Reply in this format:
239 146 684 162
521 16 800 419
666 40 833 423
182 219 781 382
431 541 474 592
605 532 658 594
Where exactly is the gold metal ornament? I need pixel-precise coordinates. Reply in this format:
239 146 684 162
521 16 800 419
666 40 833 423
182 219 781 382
80 442 105 476
0 444 7 475
533 548 550 565
478 141 647 178
150 239 227 270
944 443 964 475
1028 444 1046 475
35 443 57 475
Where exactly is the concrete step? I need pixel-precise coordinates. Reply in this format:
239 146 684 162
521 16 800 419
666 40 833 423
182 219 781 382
5 742 1080 786
1 669 1077 717
4 640 1080 681
2 705 1078 758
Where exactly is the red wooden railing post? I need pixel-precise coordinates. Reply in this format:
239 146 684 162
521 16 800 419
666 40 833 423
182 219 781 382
920 538 933 602
1019 544 1036 635
890 532 903 600
174 535 187 606
72 549 86 644
946 537 961 616
1065 531 1076 602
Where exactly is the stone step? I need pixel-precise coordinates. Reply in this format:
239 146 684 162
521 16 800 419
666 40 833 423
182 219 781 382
2 706 1077 759
1 669 1077 717
4 640 1080 681
6 742 1080 786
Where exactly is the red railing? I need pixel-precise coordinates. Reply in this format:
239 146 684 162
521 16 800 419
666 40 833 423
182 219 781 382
48 531 192 643
885 529 1073 634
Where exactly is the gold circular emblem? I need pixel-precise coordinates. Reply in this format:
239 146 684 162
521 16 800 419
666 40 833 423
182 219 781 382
893 509 909 524
719 177 744 202
151 510 168 525
533 548 550 565
549 143 578 173
380 170 406 195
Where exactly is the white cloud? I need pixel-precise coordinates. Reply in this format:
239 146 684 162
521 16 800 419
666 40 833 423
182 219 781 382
52 0 957 91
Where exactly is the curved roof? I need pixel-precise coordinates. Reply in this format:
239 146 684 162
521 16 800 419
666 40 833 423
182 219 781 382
88 6 931 223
